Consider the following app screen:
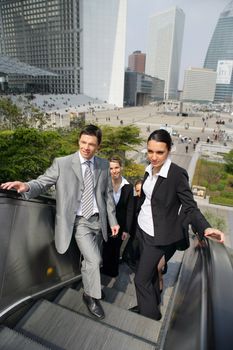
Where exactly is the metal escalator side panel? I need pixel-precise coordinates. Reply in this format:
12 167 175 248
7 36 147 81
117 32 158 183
0 193 81 320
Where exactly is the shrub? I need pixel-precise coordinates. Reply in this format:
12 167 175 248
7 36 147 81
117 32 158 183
227 175 233 187
221 191 233 199
192 158 233 207
209 196 233 207
203 210 226 231
217 183 225 191
209 184 218 191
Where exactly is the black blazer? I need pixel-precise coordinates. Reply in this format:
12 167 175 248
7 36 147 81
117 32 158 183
108 183 134 235
138 162 210 246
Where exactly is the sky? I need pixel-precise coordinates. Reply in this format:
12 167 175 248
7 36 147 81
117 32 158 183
126 0 230 88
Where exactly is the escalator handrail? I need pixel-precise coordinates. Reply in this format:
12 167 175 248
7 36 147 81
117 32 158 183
0 275 82 321
206 239 233 348
162 237 233 350
0 188 56 204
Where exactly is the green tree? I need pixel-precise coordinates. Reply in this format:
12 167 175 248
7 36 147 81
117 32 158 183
123 161 145 183
99 125 143 159
0 124 144 184
0 128 75 182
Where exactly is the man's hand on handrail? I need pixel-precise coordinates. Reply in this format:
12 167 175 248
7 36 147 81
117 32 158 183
0 181 29 193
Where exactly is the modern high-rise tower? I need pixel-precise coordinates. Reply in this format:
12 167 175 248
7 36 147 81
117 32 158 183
0 0 127 107
145 6 185 100
128 50 146 73
81 0 127 106
204 0 233 103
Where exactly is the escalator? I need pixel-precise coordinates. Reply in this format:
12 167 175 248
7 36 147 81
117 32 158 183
0 190 233 349
0 190 165 349
1 286 159 350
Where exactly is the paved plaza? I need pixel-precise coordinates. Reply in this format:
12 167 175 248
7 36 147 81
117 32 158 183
86 104 233 141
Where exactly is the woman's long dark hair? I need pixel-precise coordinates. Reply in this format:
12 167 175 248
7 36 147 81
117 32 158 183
147 129 172 151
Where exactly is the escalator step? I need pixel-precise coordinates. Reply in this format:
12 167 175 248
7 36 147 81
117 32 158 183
101 262 136 297
0 326 49 349
57 288 160 344
101 286 168 321
101 285 137 308
15 299 156 350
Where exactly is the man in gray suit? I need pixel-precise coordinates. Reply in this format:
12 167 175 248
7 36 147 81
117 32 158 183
1 124 119 320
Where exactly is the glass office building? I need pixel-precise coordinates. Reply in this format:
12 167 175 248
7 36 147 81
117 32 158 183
124 70 164 106
145 6 185 100
0 0 126 106
0 0 81 94
204 1 233 102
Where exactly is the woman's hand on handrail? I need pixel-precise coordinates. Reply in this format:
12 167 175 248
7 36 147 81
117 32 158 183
204 227 225 244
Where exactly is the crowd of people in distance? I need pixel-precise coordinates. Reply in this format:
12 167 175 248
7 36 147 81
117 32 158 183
0 124 225 322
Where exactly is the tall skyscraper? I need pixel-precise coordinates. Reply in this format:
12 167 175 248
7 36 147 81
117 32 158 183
0 0 127 107
145 6 185 100
128 50 146 73
81 0 127 107
204 1 233 103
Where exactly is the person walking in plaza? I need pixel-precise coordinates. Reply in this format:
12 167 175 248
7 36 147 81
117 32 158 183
133 129 225 321
101 156 134 277
0 124 119 320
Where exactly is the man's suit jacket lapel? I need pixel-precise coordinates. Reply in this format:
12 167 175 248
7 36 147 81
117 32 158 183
94 157 101 188
71 152 84 186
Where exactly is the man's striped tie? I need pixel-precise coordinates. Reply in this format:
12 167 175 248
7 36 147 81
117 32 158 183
82 161 94 219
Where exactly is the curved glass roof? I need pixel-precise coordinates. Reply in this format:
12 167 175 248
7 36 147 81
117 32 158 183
0 55 57 76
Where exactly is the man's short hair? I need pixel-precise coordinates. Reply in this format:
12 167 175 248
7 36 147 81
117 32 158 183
79 124 102 145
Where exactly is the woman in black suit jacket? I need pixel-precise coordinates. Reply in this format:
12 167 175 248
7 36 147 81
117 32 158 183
133 129 225 321
102 156 134 277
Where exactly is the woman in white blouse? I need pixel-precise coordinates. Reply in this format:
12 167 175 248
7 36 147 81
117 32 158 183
133 129 224 320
